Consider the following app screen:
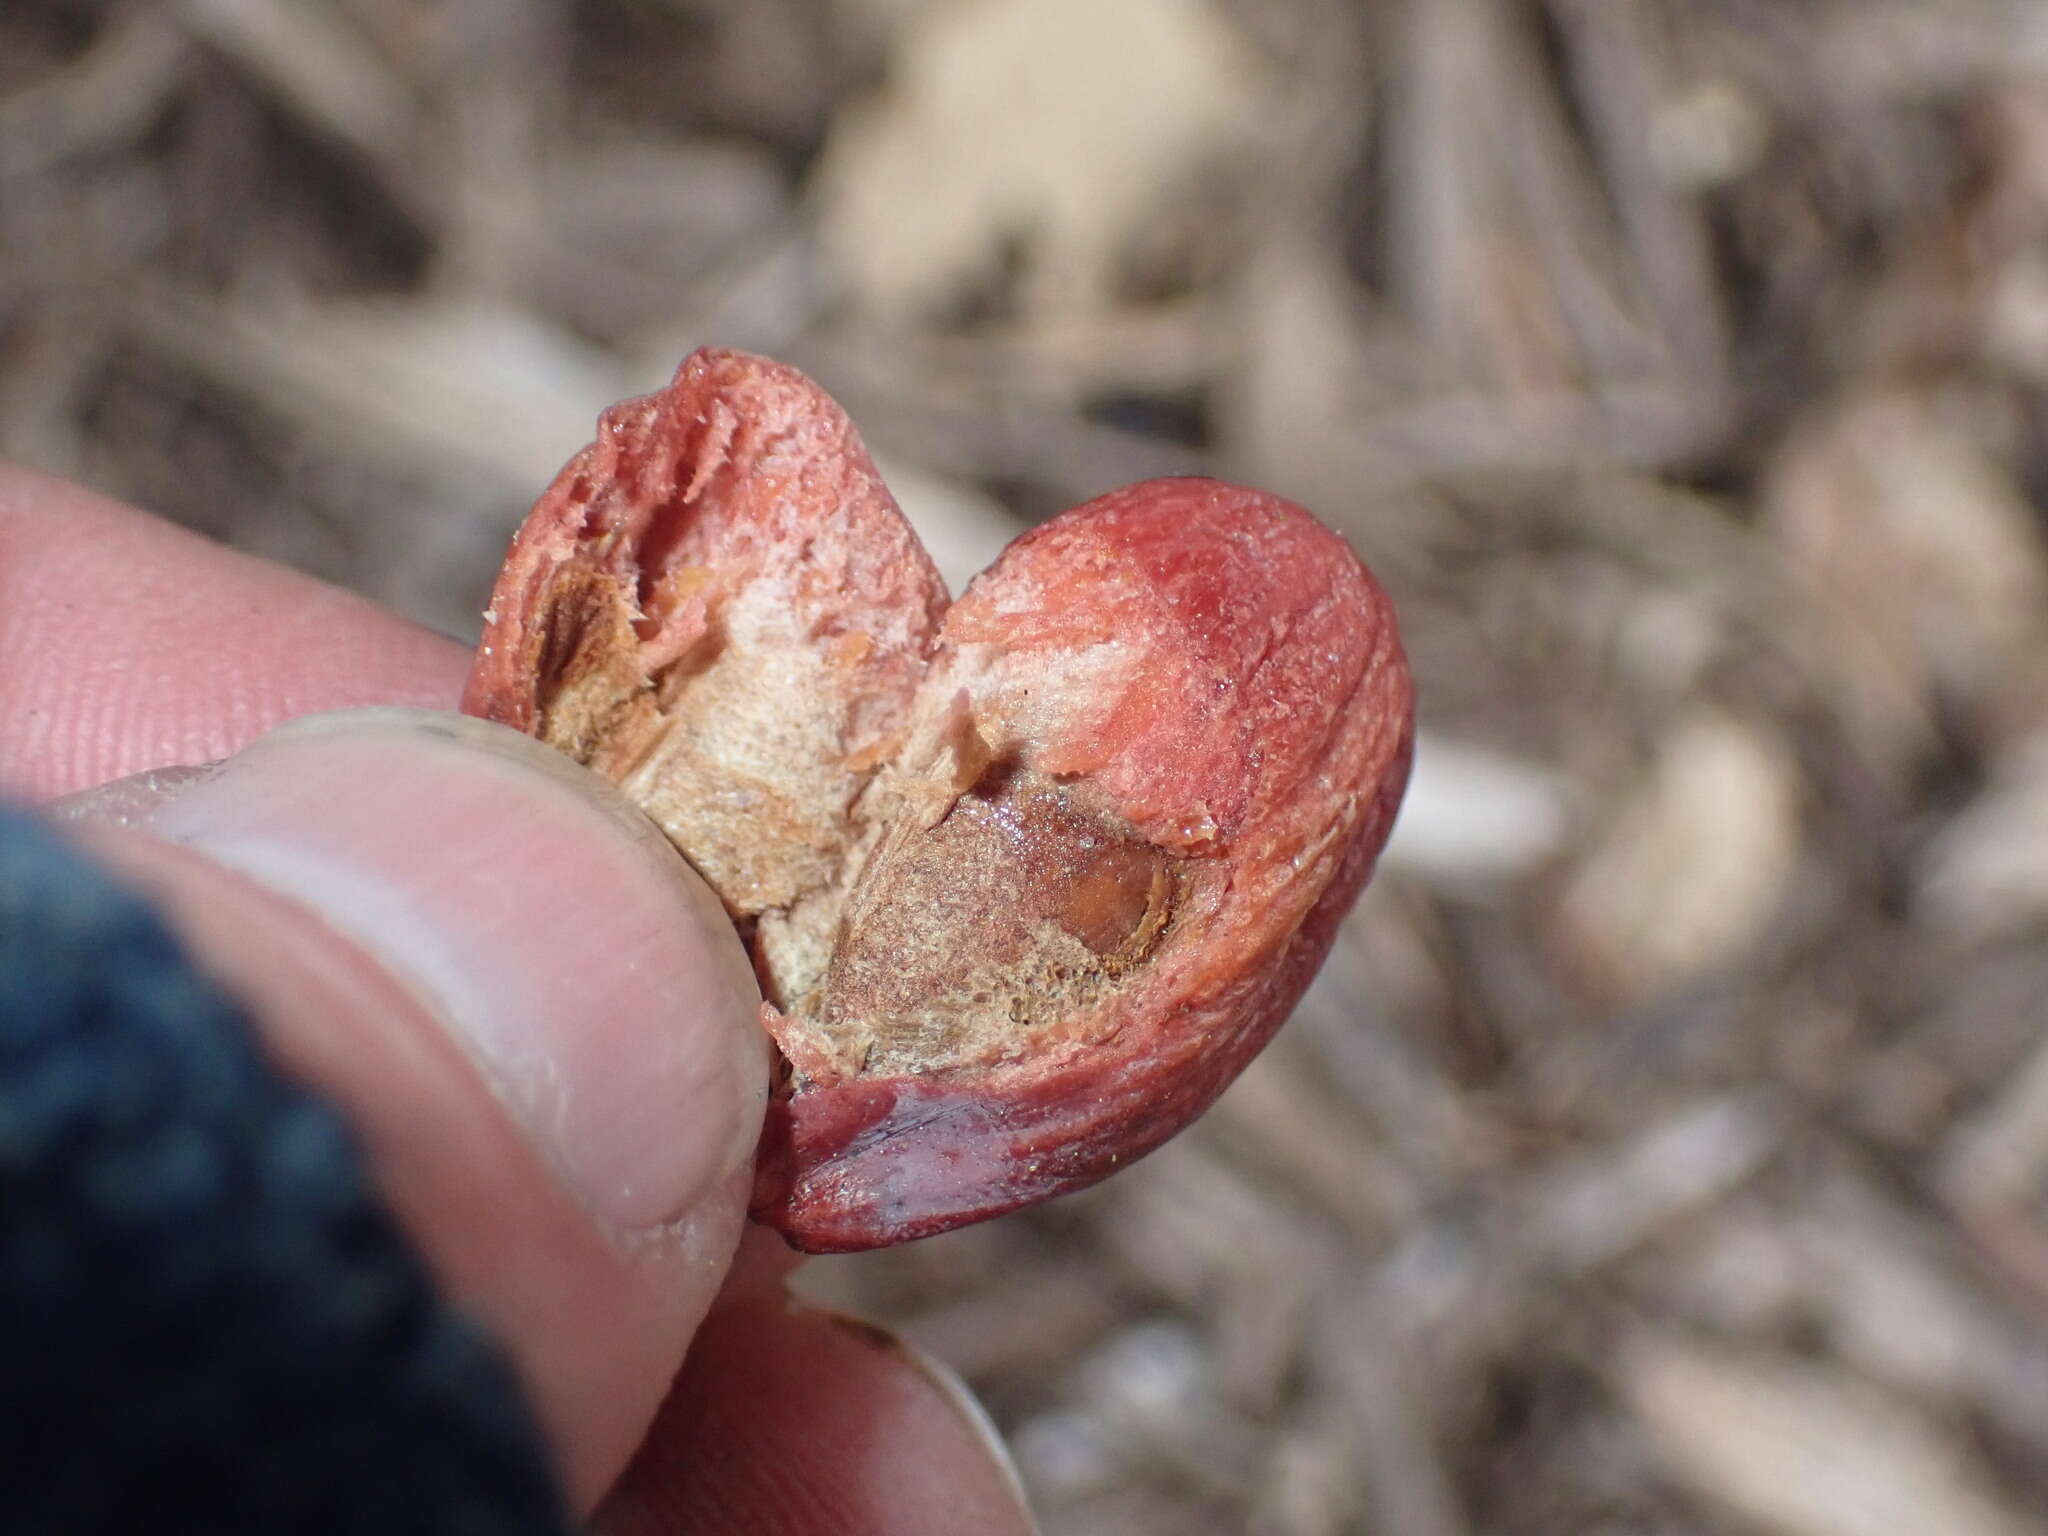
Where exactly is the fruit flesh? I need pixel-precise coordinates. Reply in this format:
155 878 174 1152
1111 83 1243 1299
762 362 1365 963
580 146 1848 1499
462 349 949 1012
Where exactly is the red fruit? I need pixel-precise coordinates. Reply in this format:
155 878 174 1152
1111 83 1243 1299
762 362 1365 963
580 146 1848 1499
464 348 1413 1252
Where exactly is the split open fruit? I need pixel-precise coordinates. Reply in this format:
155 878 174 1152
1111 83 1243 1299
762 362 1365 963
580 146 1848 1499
464 349 1413 1251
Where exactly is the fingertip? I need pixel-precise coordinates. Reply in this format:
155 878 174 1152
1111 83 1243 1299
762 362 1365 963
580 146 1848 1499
56 710 774 1508
596 1296 1036 1536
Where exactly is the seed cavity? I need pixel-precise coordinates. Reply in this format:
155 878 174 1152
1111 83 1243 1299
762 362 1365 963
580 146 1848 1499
815 770 1177 1077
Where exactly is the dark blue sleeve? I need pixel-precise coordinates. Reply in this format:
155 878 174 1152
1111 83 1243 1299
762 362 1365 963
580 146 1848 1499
0 805 568 1535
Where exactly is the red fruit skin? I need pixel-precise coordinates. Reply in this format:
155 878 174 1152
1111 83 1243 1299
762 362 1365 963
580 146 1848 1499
463 348 1414 1254
753 479 1413 1251
462 349 947 779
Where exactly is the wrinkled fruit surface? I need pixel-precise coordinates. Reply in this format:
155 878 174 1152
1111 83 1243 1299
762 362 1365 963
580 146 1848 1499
464 349 1414 1252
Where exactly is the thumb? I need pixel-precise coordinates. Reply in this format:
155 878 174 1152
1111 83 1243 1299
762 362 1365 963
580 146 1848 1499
59 709 770 1508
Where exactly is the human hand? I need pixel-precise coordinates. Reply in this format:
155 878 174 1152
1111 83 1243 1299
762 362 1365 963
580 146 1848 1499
0 464 1034 1534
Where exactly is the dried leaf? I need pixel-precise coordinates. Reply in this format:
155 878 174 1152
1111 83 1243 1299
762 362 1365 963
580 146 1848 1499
1555 708 1801 1002
812 0 1266 320
1919 731 2048 944
1620 1336 2030 1536
1765 390 2048 766
1379 732 1579 888
1524 1092 1780 1270
133 290 635 492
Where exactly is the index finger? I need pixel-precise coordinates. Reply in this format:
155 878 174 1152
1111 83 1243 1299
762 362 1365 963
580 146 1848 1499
0 463 470 800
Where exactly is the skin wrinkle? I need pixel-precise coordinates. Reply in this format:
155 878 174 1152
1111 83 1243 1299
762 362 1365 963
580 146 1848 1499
0 467 466 800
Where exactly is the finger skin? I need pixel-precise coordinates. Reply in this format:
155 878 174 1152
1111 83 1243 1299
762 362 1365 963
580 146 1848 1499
594 1297 1036 1536
3 468 1031 1530
0 462 468 801
2 468 742 1503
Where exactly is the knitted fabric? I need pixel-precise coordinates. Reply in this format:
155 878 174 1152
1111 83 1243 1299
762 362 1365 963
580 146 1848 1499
0 806 568 1534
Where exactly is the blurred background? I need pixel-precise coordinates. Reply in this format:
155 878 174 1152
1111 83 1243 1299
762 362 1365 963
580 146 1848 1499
10 1 2048 1530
